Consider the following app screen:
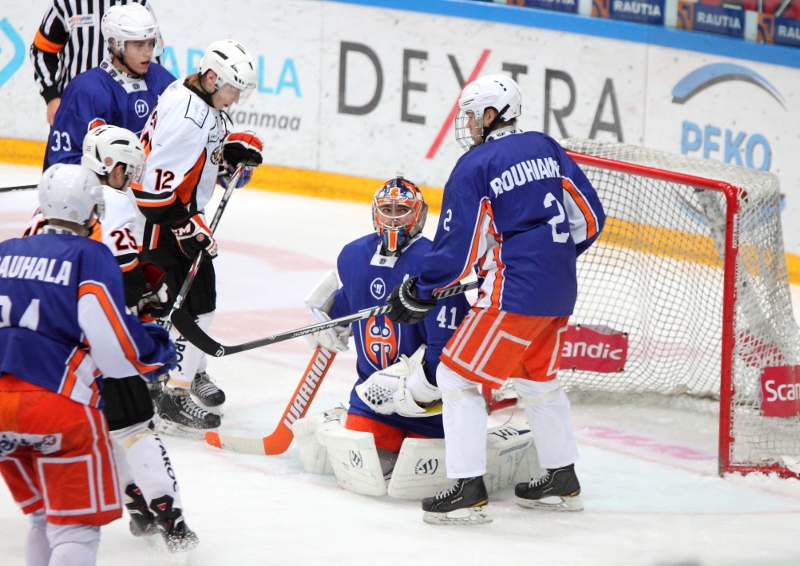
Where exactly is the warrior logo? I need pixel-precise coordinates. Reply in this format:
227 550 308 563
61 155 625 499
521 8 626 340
350 450 363 468
365 315 397 368
134 99 150 118
414 458 439 475
370 277 386 299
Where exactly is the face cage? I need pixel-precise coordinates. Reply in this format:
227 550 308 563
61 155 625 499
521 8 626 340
374 200 419 254
455 109 483 151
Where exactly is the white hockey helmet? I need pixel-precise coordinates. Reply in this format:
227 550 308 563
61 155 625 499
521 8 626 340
198 39 257 100
102 3 163 57
38 164 105 225
455 74 522 150
82 125 145 178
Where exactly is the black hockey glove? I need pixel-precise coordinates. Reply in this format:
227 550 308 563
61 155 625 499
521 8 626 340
138 261 171 319
170 214 217 259
386 276 437 325
221 131 264 169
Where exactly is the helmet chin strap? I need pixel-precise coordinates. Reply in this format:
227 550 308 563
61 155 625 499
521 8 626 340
482 103 510 143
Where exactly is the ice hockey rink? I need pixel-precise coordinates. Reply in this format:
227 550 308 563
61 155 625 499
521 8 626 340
3 162 800 566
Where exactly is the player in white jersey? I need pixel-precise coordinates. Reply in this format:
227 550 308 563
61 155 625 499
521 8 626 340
25 126 199 551
132 39 263 434
0 163 176 566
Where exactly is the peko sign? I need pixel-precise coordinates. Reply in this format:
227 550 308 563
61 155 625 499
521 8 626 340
760 366 800 417
560 324 628 373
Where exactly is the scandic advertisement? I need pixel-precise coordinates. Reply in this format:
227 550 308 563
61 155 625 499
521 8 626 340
0 0 798 254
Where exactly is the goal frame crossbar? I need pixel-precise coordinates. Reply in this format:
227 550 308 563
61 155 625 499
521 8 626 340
566 150 769 479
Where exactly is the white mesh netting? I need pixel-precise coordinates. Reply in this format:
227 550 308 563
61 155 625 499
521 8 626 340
557 138 800 473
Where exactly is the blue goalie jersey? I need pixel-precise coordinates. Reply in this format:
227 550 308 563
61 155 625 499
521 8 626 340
330 234 470 438
46 60 175 167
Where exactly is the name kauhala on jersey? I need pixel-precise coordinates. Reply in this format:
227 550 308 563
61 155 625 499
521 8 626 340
0 256 72 286
490 157 561 197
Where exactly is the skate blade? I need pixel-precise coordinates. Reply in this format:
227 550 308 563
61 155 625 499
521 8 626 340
423 505 493 525
516 494 584 512
154 416 217 440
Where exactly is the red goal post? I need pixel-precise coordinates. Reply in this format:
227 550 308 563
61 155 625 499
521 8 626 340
489 139 800 479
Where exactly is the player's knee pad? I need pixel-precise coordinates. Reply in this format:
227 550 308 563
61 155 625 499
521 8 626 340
46 523 100 551
513 377 567 407
110 420 156 451
292 407 346 474
437 363 482 401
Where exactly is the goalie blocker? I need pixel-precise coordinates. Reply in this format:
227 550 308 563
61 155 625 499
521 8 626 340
292 409 542 499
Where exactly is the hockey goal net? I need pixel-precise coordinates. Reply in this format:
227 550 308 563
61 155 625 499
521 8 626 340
549 139 799 478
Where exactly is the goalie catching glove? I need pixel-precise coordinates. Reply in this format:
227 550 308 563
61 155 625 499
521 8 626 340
304 271 351 353
171 213 217 259
355 345 442 418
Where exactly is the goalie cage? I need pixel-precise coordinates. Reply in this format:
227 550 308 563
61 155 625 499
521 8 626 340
487 138 800 479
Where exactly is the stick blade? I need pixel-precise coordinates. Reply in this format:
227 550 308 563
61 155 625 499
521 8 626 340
205 431 268 455
170 308 224 356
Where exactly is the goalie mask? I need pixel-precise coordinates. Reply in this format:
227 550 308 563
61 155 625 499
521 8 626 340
372 176 427 255
455 74 521 151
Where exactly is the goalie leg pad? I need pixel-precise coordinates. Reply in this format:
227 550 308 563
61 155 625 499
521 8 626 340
316 423 387 496
291 408 347 474
483 423 534 493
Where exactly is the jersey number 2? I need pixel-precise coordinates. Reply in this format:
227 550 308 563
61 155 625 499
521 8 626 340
544 193 570 243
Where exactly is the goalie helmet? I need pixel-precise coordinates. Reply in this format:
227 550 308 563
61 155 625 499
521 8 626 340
372 174 427 255
82 125 145 178
198 39 257 101
101 3 163 57
455 74 522 151
38 164 105 225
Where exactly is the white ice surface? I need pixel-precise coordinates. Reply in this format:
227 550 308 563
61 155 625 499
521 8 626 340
2 164 800 565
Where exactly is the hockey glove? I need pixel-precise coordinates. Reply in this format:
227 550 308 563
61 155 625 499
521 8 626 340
221 130 264 169
385 276 436 325
217 165 253 189
137 262 171 319
171 213 217 259
392 346 442 418
141 322 178 383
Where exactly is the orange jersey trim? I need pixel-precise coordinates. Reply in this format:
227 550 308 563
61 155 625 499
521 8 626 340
562 178 599 240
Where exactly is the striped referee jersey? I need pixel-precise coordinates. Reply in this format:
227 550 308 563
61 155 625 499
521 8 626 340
29 0 156 103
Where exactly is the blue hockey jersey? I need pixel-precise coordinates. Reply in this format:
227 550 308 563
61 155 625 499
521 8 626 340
46 60 175 167
0 234 173 409
416 130 605 317
330 234 470 438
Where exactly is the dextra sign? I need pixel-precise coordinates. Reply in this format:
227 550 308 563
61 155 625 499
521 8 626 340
760 366 800 417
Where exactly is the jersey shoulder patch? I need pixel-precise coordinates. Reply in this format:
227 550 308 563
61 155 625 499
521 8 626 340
184 95 209 128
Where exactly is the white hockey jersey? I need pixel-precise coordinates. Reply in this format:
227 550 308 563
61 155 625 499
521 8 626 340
131 76 225 248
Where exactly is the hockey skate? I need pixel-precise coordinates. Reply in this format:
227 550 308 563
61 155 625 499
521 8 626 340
190 371 225 409
125 483 157 537
421 476 492 525
515 464 584 511
156 387 220 438
150 495 199 553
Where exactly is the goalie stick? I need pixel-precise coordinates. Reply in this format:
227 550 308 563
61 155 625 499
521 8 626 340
162 165 245 332
205 346 335 455
171 279 479 357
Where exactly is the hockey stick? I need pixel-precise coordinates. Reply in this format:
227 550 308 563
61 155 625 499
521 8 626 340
162 165 245 332
0 183 38 193
205 347 336 455
171 280 479 357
